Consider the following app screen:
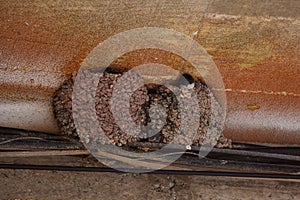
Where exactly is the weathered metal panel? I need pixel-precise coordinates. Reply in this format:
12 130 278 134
0 0 299 144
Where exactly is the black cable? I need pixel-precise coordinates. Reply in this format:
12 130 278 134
0 164 299 180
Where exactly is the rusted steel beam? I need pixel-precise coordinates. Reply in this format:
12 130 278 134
0 0 299 144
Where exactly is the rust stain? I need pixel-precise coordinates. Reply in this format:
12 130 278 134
198 17 279 70
111 49 197 77
0 83 55 101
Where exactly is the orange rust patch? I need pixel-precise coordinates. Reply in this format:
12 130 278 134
0 83 55 101
107 49 206 83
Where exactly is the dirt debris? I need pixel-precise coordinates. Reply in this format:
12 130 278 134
2 169 300 200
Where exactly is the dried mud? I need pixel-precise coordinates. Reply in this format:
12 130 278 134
53 71 231 148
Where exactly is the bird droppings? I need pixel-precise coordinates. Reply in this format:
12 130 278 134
53 70 231 149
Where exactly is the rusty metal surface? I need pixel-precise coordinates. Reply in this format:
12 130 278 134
0 0 299 144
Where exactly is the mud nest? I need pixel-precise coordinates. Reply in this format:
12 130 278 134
53 71 231 148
